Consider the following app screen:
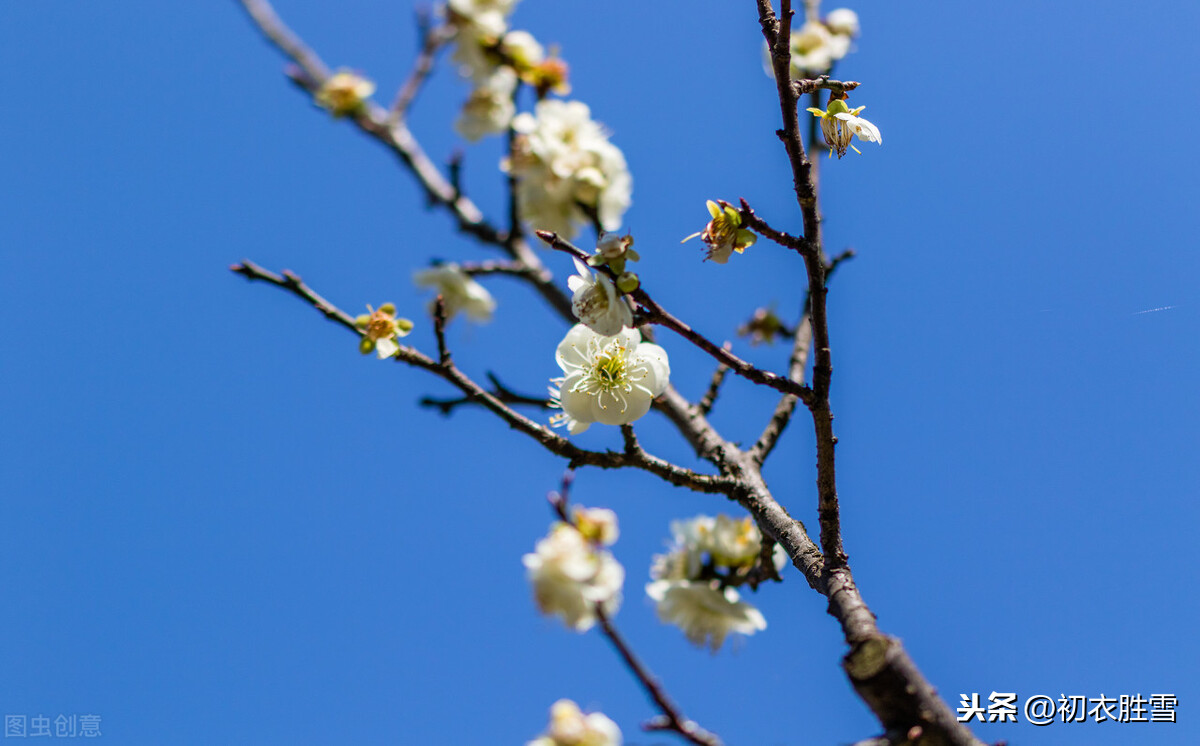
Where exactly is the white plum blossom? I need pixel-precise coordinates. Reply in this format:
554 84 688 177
568 257 632 336
645 514 779 651
527 699 622 746
682 200 757 264
549 325 669 435
446 0 518 81
499 29 544 69
573 506 619 546
523 522 623 631
506 100 632 239
825 8 861 37
353 303 413 359
413 263 497 322
454 67 517 142
806 100 882 158
789 21 837 75
645 580 767 653
314 70 375 117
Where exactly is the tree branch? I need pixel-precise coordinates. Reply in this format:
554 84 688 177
387 9 452 125
230 260 734 495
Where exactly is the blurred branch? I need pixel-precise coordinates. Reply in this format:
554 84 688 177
387 9 453 125
596 607 723 746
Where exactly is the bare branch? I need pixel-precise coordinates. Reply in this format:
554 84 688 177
387 11 453 125
420 372 552 415
696 347 731 417
432 295 451 365
596 608 723 746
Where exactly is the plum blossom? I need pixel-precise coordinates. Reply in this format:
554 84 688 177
314 70 375 117
645 514 781 651
806 99 882 158
454 67 517 142
568 257 632 336
523 520 623 631
413 263 496 322
506 100 631 239
526 699 622 746
353 303 413 359
682 200 756 264
549 325 669 435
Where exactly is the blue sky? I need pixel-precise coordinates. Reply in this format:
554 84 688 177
1 1 1197 744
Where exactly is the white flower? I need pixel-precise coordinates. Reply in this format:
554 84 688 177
506 100 632 239
455 67 517 142
825 8 860 37
523 523 623 631
500 29 544 69
708 515 763 568
574 506 619 546
568 258 632 336
413 263 496 322
790 21 836 76
645 580 767 652
446 0 519 81
527 699 622 746
549 325 669 435
806 101 882 158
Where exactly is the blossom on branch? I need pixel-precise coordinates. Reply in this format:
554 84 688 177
645 515 780 651
354 303 413 359
412 263 496 322
455 67 518 142
314 70 375 117
762 9 860 79
806 99 882 158
568 257 632 336
505 100 631 239
682 200 756 263
446 0 519 81
523 519 623 632
549 325 669 435
526 699 622 746
645 581 767 653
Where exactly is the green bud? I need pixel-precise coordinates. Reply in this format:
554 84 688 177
358 337 374 355
616 272 640 293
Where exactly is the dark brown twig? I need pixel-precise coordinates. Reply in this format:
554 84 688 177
697 347 731 417
432 295 451 365
420 372 552 415
596 607 723 746
755 2 984 743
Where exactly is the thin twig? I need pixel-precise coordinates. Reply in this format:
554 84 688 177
387 11 452 125
420 372 552 415
697 347 731 417
433 295 451 365
596 607 723 746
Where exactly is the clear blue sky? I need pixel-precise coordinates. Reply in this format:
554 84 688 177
2 1 1197 744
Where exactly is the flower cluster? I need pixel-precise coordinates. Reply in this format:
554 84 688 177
549 325 669 435
806 98 882 158
506 100 632 239
523 507 623 632
646 515 784 651
765 8 860 79
682 200 757 264
314 70 375 117
526 699 621 746
354 303 414 359
568 257 632 337
412 263 496 322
